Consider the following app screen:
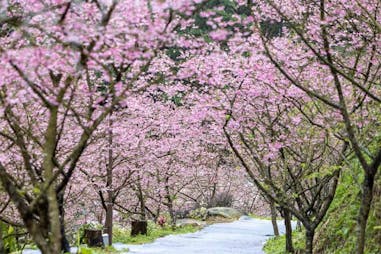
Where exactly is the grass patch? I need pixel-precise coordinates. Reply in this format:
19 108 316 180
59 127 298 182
113 221 201 245
263 230 305 254
77 245 128 254
247 213 285 220
314 168 381 254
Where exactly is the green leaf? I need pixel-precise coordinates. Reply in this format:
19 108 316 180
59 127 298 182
33 187 41 195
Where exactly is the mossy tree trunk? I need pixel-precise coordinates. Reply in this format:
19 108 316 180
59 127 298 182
270 201 279 236
39 107 62 254
305 228 315 254
57 191 70 253
356 170 377 254
165 176 176 229
0 224 4 254
283 209 294 253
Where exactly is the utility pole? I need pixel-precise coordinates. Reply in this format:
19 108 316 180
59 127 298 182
105 110 114 245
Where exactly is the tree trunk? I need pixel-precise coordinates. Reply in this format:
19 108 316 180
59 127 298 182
305 228 315 254
0 224 4 254
57 192 70 253
165 177 176 229
168 201 176 229
30 195 62 254
30 213 61 254
41 107 62 254
296 220 302 231
105 203 113 246
31 225 60 254
1 179 62 254
356 171 375 254
137 180 146 221
60 223 70 253
270 202 279 236
284 209 294 253
47 194 61 254
154 204 161 223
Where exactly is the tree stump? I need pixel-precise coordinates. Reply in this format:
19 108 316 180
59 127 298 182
84 229 104 247
131 221 147 236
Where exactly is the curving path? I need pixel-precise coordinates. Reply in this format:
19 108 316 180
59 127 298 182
23 217 294 254
115 216 295 254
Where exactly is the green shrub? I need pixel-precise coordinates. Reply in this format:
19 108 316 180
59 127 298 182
189 207 207 220
0 223 28 253
113 225 130 243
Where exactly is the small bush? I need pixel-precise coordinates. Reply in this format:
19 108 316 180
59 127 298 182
189 207 208 220
113 225 130 243
0 223 28 253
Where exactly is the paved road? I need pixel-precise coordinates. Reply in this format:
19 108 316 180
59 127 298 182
24 217 294 254
116 216 294 254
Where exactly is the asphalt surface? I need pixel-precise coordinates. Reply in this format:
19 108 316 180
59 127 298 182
119 216 294 254
23 216 294 254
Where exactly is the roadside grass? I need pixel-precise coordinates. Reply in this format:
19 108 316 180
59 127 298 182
263 230 305 254
15 216 242 253
77 245 128 254
113 221 201 245
248 214 277 220
18 221 201 254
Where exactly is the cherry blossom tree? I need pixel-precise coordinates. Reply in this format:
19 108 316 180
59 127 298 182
178 1 380 252
0 1 204 252
1 1 377 254
175 23 349 252
247 1 381 252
